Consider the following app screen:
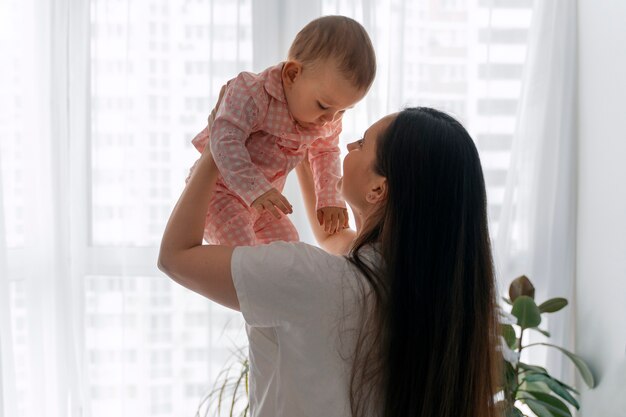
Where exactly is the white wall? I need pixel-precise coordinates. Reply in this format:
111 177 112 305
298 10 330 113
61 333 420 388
576 0 626 415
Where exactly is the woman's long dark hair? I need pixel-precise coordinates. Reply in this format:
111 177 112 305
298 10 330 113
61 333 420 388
348 108 501 417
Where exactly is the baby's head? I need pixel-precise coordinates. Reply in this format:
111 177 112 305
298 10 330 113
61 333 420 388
282 16 376 128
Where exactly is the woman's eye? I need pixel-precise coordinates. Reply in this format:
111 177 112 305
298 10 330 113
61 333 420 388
357 139 364 147
317 102 328 110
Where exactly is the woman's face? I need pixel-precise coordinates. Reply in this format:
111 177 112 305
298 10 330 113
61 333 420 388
338 114 396 218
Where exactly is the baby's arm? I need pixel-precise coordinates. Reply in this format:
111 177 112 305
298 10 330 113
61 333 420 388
295 156 355 256
308 131 349 233
185 83 228 183
208 78 284 209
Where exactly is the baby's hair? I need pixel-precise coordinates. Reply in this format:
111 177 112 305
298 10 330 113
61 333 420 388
288 15 376 92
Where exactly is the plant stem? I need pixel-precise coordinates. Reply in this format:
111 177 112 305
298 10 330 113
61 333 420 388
519 342 544 351
513 328 524 401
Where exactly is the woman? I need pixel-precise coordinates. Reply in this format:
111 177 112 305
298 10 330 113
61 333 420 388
159 108 501 417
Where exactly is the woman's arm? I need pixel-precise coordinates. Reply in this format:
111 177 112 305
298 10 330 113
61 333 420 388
158 151 240 311
295 157 356 256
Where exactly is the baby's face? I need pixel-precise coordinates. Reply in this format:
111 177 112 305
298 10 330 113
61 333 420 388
282 60 366 129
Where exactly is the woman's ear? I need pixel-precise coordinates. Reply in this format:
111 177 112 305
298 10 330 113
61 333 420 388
366 179 387 204
282 61 303 89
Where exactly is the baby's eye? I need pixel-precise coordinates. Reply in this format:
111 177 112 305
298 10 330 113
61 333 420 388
317 101 329 110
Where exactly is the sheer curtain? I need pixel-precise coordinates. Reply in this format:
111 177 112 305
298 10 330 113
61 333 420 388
1 1 250 416
0 1 86 416
495 0 578 384
0 154 15 417
1 0 578 416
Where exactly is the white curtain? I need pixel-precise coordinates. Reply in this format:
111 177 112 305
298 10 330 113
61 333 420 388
0 0 561 416
0 150 16 417
0 0 87 416
494 0 578 385
1 1 250 416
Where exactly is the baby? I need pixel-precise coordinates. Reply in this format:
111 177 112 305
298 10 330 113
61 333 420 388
189 15 376 245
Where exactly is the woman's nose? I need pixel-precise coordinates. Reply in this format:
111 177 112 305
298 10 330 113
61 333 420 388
346 141 356 151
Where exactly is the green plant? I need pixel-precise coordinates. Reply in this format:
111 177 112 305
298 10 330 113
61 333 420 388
498 275 596 417
196 346 250 417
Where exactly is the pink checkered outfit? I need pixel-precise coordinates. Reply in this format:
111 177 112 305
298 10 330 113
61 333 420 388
190 63 346 246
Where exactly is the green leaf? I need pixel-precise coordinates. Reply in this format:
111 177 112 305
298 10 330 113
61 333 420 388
523 374 580 409
529 327 551 337
509 275 536 301
521 371 580 395
518 382 551 396
506 407 524 417
511 296 542 329
518 362 548 374
526 343 596 388
538 297 568 314
522 398 553 417
522 392 572 417
502 324 517 348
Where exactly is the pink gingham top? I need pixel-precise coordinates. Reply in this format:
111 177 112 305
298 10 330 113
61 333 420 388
192 63 346 211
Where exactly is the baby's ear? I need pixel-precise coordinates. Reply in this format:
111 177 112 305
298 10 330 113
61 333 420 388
282 61 302 86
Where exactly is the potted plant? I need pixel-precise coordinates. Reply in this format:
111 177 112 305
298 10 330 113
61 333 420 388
498 275 596 417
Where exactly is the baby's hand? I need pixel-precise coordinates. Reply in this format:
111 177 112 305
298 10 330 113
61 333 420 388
316 207 349 234
251 188 293 219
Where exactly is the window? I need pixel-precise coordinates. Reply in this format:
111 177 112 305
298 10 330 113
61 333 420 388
0 1 533 415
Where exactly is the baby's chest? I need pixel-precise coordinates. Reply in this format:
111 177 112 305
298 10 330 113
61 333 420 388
247 129 322 154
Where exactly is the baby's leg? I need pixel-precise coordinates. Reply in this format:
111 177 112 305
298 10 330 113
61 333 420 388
254 211 299 244
207 213 258 246
204 190 258 246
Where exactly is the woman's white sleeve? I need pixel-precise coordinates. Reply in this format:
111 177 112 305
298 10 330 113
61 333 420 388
231 241 345 328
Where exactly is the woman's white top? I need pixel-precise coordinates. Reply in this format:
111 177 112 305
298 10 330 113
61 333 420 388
231 241 377 417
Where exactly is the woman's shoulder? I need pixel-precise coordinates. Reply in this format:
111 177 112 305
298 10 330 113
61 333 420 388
233 240 364 286
231 241 366 327
232 240 383 289
244 240 348 269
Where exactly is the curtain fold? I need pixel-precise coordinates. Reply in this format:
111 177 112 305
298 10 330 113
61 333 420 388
17 1 85 416
495 0 578 383
0 0 85 415
0 153 17 417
